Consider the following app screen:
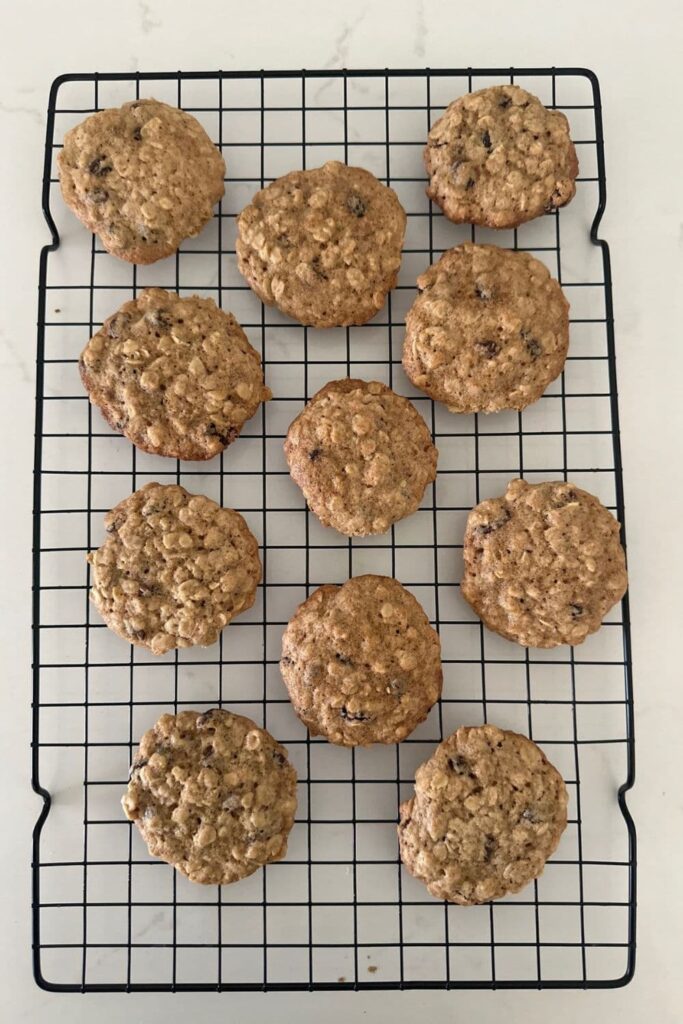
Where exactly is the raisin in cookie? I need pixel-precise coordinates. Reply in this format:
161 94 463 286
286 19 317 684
461 479 627 648
89 483 261 654
425 85 578 229
284 379 437 536
80 288 270 460
123 709 297 885
58 98 225 263
403 243 569 413
236 161 406 327
398 725 567 904
280 575 442 746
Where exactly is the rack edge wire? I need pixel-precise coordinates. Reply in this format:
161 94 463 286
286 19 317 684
31 66 636 993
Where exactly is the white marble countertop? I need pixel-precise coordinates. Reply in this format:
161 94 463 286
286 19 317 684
1 0 681 1020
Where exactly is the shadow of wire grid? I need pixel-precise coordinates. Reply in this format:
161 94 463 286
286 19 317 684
33 68 635 992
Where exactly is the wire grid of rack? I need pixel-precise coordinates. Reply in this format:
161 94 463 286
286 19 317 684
32 67 635 993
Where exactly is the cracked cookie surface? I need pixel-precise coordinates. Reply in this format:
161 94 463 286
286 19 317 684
398 725 568 904
461 479 627 648
284 379 437 536
80 288 270 460
123 709 297 885
403 243 569 413
89 482 261 654
425 85 578 229
280 575 442 746
58 98 225 263
236 161 406 327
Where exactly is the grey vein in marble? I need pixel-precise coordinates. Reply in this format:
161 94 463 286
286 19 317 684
0 102 42 127
0 328 31 385
139 0 161 33
313 15 368 102
415 0 427 59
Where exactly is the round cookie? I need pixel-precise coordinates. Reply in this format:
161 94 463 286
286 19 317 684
88 482 261 655
280 575 442 746
236 161 406 327
398 725 568 904
425 85 578 229
284 379 437 536
123 709 297 885
80 288 270 460
403 243 569 413
461 479 628 648
58 98 225 263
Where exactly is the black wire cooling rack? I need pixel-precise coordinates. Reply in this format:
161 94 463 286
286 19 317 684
32 67 636 993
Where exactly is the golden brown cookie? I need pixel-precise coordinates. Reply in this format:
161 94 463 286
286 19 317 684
280 575 442 746
425 85 578 229
398 725 568 904
461 479 628 648
236 161 406 327
88 483 261 655
284 379 437 536
80 288 270 460
403 243 569 413
122 709 297 885
58 98 225 263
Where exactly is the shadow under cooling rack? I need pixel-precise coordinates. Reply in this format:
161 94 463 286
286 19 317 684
32 67 636 993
